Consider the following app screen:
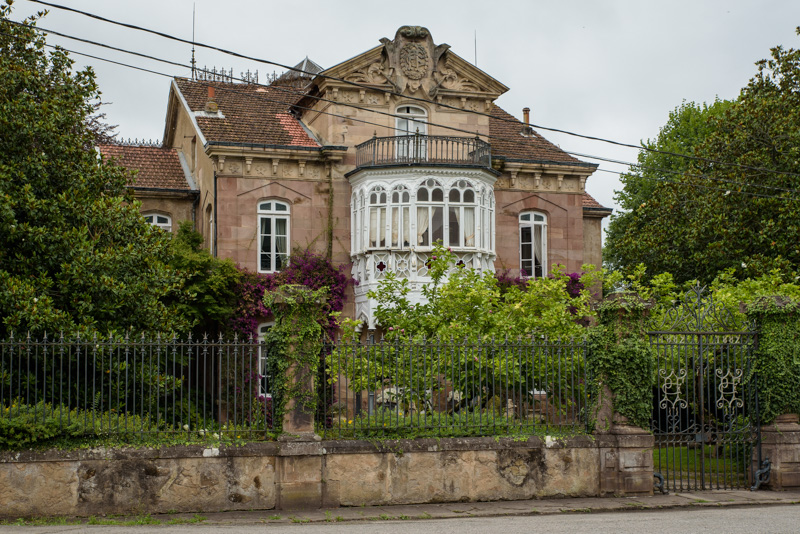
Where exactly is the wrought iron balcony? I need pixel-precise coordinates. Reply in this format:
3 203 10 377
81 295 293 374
355 134 491 169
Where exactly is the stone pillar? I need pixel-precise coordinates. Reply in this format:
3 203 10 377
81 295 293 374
743 296 800 489
275 441 324 510
592 292 655 496
759 413 800 490
265 284 325 443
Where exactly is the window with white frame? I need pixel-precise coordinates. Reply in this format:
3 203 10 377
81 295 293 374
257 322 274 399
519 211 547 278
143 213 172 232
258 200 290 273
354 177 494 256
396 105 427 159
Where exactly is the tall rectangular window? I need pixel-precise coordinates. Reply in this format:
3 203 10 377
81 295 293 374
258 201 290 273
520 212 547 278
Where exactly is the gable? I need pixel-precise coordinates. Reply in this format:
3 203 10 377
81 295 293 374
318 26 509 100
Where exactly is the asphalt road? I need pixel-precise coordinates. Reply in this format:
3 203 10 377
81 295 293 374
0 505 796 534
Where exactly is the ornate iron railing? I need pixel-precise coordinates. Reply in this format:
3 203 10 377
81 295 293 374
355 134 491 169
321 337 590 439
0 334 277 442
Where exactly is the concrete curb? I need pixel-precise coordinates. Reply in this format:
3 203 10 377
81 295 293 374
151 490 800 526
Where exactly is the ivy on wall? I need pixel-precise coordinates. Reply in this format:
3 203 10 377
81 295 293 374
587 292 654 430
746 296 800 425
263 285 329 430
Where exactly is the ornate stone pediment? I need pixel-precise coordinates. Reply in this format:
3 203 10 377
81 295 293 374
322 26 508 99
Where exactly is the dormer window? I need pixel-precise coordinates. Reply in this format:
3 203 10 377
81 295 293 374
396 105 427 159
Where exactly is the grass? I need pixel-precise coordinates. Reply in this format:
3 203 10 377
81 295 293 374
87 514 160 526
653 444 749 487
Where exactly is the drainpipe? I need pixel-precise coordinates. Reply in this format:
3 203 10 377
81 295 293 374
327 160 334 260
213 170 218 258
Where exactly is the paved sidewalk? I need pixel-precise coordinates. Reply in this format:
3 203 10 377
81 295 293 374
158 490 800 526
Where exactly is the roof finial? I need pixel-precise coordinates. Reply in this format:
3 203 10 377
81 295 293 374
190 3 197 79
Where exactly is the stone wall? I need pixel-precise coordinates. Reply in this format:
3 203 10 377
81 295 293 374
0 435 653 518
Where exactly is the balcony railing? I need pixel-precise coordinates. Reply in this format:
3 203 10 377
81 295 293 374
355 134 491 169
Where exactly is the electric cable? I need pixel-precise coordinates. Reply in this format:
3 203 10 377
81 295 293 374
3 20 799 203
24 0 800 180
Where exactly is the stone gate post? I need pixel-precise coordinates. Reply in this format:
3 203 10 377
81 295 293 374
592 291 655 496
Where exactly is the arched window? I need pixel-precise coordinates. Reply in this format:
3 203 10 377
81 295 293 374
390 185 411 248
448 180 476 247
368 186 387 248
416 178 444 247
258 200 290 273
519 211 547 278
396 105 427 159
143 212 172 232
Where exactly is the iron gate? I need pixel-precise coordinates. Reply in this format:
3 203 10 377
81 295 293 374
648 287 767 492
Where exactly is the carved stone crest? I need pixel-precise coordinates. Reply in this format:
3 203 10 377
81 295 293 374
378 25 448 95
399 43 428 80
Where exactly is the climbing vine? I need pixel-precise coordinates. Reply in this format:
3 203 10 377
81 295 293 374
745 296 800 425
587 292 654 430
263 285 329 431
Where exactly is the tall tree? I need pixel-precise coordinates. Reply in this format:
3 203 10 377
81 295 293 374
604 100 732 277
0 3 189 336
605 31 800 283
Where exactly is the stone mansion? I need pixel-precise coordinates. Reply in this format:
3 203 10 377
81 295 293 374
101 26 611 330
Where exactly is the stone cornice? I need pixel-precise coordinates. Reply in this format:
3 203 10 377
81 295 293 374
347 165 498 188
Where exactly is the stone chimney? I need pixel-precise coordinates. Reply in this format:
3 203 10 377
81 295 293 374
205 86 219 113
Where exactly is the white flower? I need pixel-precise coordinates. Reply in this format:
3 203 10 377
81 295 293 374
183 424 189 431
213 433 219 439
741 262 747 269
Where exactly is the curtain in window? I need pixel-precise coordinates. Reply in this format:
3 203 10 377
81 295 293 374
417 207 429 246
260 218 272 271
533 225 543 277
370 208 378 247
463 207 475 247
431 207 444 243
275 218 288 271
449 207 460 247
402 207 410 247
391 207 399 247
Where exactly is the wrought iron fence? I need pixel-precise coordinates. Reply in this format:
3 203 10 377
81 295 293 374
355 134 492 169
320 337 590 439
0 334 277 442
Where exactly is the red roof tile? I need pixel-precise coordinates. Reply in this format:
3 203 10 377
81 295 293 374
490 105 589 165
99 144 191 190
582 192 611 211
174 79 320 148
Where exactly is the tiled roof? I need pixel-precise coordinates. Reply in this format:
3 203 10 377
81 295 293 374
99 144 191 190
582 192 612 211
174 79 320 148
490 105 589 165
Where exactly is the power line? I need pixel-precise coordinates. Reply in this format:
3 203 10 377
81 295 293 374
24 0 800 180
4 21 800 203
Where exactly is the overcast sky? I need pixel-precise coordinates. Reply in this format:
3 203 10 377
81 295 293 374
8 0 800 233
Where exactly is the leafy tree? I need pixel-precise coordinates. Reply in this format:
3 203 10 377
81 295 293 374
168 222 241 336
605 31 800 283
603 100 731 278
353 244 599 341
0 3 188 336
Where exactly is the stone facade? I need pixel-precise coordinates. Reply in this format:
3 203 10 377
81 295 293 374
139 25 611 328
